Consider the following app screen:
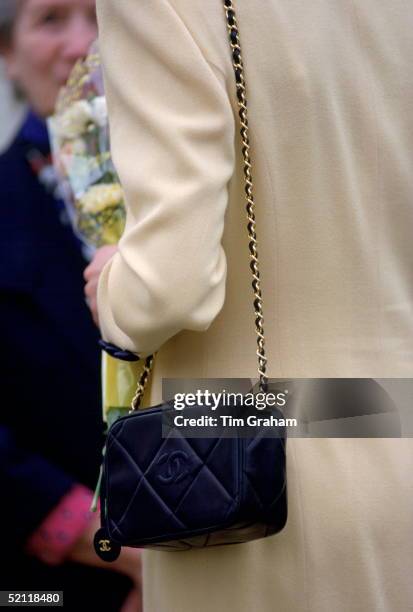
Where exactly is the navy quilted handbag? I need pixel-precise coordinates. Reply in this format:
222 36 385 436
97 400 287 553
94 0 287 558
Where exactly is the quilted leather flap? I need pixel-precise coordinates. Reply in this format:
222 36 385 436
104 407 242 544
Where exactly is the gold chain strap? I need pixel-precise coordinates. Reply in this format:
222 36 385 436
130 354 156 411
131 0 268 411
223 0 268 392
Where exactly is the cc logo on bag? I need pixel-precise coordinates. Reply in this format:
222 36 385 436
156 451 190 485
99 539 112 552
93 528 121 562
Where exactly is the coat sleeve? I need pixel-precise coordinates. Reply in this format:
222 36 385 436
96 0 235 356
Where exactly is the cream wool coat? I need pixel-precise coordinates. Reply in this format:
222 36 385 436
96 2 413 611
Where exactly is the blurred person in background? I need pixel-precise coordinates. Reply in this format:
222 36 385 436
0 59 25 152
0 1 141 610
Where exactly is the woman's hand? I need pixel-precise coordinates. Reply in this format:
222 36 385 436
84 245 118 326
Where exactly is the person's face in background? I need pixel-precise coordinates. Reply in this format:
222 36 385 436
3 0 97 117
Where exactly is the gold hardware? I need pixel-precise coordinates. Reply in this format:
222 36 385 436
223 0 268 392
98 539 112 552
130 354 156 412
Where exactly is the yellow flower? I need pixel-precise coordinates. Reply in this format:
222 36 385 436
79 183 123 213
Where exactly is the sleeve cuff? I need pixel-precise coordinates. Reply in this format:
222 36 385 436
98 339 140 361
25 484 97 566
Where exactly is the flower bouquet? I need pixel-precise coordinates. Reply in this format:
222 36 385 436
48 43 148 428
48 44 125 250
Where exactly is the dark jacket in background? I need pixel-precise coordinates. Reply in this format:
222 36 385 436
0 113 131 610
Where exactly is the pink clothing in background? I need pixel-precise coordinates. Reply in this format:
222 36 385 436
26 484 96 565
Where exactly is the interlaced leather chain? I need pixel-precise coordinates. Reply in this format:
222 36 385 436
130 354 155 411
223 0 268 393
131 0 268 411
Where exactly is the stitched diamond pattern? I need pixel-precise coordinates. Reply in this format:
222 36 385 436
104 405 287 547
105 411 239 543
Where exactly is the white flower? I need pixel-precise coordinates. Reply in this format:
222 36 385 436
91 96 108 127
56 100 94 140
78 183 123 213
72 138 87 155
